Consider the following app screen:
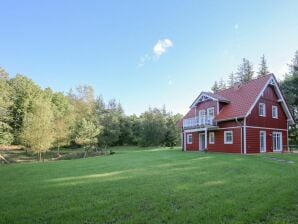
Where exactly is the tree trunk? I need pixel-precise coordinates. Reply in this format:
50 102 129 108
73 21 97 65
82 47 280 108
0 154 9 164
57 145 60 156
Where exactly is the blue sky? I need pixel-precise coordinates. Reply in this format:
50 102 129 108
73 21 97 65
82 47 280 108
1 0 298 115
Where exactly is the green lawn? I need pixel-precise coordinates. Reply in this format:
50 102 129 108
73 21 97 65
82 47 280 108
1 147 298 224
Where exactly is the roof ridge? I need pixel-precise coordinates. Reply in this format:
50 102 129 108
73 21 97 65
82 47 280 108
214 73 272 94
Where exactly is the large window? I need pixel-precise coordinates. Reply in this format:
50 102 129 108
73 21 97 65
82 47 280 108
224 131 233 144
273 132 282 151
272 106 278 119
259 103 266 117
209 132 215 144
187 134 193 144
260 131 266 152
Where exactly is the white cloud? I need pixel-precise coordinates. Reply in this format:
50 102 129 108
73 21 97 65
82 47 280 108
153 38 173 56
137 38 174 68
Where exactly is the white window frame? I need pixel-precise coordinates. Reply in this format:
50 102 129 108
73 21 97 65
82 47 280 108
224 131 233 144
199 110 206 124
209 132 215 144
187 134 193 144
259 131 266 153
272 132 282 152
259 103 266 117
207 107 215 120
272 106 278 119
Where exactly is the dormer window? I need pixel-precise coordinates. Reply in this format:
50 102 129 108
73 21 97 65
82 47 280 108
259 103 266 117
272 106 278 119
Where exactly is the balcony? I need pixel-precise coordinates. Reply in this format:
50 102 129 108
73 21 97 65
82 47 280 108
183 116 217 129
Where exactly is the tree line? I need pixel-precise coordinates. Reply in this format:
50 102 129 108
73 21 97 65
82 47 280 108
211 51 298 144
211 54 269 92
0 71 182 160
1 51 297 158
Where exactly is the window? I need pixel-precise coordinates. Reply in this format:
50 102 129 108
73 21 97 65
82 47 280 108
272 106 278 119
224 131 233 144
273 132 282 151
259 103 266 117
209 132 215 144
187 134 193 144
199 110 206 124
207 108 215 124
260 131 266 152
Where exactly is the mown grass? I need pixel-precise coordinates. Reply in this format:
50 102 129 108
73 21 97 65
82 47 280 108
1 147 298 223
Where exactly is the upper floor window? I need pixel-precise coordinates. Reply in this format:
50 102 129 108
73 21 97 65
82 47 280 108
272 106 278 119
224 131 233 144
209 132 215 144
187 134 193 144
259 103 266 117
199 110 205 123
207 107 215 121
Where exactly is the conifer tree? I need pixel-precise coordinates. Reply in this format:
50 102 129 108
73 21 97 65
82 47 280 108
228 72 235 87
236 58 254 84
257 54 269 77
218 78 226 90
211 81 219 92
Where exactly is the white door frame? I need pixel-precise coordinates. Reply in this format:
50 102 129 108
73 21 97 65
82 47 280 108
260 131 266 153
272 131 282 152
199 133 205 151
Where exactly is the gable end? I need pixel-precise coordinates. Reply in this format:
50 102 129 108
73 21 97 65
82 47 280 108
245 75 294 125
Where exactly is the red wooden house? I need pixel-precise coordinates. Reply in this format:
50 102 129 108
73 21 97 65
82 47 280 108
179 74 294 153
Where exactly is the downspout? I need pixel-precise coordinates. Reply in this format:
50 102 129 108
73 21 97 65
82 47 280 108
243 118 247 154
180 128 184 151
287 121 289 152
205 128 208 150
235 117 243 154
183 131 187 151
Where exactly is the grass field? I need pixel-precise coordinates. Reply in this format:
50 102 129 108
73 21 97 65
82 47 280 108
1 147 298 224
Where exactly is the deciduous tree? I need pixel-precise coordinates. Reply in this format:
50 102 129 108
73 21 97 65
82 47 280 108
21 99 54 161
0 69 13 145
74 118 101 157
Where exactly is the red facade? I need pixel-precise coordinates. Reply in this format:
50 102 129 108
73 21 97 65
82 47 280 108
180 74 293 154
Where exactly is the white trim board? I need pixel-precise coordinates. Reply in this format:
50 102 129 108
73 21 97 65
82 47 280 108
185 125 287 132
184 128 207 133
245 126 287 131
190 93 218 108
217 126 242 130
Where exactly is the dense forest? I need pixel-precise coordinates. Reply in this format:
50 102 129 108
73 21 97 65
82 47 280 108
0 71 183 159
1 51 298 160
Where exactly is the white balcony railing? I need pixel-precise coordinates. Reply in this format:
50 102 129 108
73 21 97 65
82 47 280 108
183 116 216 129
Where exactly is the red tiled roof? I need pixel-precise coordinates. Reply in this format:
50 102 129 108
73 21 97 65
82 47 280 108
215 74 272 121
